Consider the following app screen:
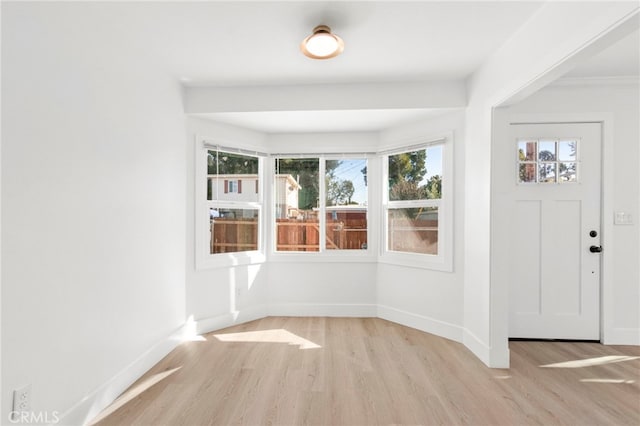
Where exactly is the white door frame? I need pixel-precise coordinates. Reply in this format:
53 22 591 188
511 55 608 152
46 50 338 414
494 111 615 344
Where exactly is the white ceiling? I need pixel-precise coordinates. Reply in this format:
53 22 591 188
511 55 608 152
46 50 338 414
166 0 544 133
15 1 636 133
564 29 640 78
158 1 545 86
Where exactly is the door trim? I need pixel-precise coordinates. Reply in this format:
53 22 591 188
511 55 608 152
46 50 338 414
506 112 614 344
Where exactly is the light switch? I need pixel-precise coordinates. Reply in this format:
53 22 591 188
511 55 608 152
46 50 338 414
614 211 633 225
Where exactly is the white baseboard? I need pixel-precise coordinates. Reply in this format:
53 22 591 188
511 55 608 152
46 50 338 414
195 305 268 335
56 323 189 426
267 303 377 317
604 327 640 345
376 304 463 343
463 328 492 367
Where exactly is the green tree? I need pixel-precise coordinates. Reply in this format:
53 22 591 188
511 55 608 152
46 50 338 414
424 175 442 199
538 150 555 181
389 180 425 201
518 148 527 182
276 158 342 210
327 179 355 205
208 151 258 175
388 150 427 187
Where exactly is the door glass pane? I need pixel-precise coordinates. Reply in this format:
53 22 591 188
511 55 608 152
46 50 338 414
559 162 577 182
388 207 438 255
274 158 320 251
538 140 556 161
559 140 577 161
209 208 258 254
539 163 557 183
326 158 368 250
519 163 537 183
518 141 537 161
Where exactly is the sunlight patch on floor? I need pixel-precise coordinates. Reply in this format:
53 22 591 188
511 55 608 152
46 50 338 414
580 378 636 384
214 329 321 349
87 367 182 425
540 355 640 368
494 375 512 380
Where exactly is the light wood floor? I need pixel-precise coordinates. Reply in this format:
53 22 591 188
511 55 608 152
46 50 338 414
91 317 640 425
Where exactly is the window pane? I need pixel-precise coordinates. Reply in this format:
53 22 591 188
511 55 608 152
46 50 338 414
275 219 320 252
208 151 259 201
518 141 537 161
559 140 577 161
539 163 557 183
388 207 438 255
326 208 367 250
538 140 556 161
388 145 442 201
275 158 320 251
519 163 537 183
209 208 258 254
559 162 577 182
326 159 368 250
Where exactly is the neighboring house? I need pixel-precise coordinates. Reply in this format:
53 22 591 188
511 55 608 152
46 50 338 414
274 174 302 219
208 174 260 203
208 173 301 219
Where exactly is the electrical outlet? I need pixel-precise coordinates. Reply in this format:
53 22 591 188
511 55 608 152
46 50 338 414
12 384 32 417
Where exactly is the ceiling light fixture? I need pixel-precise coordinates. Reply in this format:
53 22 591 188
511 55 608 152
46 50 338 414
301 25 344 60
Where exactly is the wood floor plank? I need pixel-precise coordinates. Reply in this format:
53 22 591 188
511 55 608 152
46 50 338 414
91 317 640 426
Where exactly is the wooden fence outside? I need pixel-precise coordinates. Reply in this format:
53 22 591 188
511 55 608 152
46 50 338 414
210 218 258 254
210 218 368 253
210 217 436 253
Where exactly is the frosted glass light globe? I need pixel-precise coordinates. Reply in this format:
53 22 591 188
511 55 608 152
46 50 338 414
301 25 344 59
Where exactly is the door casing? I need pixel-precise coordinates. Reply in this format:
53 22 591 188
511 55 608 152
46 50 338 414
491 112 615 349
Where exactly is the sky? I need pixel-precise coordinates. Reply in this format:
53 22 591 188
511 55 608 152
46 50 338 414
332 145 443 205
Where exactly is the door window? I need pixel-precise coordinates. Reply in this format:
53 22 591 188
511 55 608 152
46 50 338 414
517 139 578 184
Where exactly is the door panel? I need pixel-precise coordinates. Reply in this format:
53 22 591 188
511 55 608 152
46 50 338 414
510 200 541 315
508 123 601 340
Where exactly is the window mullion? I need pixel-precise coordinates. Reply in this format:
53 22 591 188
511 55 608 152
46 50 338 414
319 157 326 252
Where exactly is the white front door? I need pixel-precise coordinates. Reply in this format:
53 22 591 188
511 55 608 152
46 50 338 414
508 122 602 340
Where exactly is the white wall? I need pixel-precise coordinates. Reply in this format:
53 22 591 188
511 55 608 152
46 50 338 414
2 3 186 423
377 111 466 341
495 81 640 343
464 1 639 366
186 117 269 332
267 262 377 317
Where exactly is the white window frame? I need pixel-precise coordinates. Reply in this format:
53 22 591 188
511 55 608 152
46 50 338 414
269 153 376 262
380 134 453 272
195 137 266 269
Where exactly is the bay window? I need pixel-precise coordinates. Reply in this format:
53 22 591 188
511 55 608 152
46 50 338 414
196 134 452 271
273 156 369 254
